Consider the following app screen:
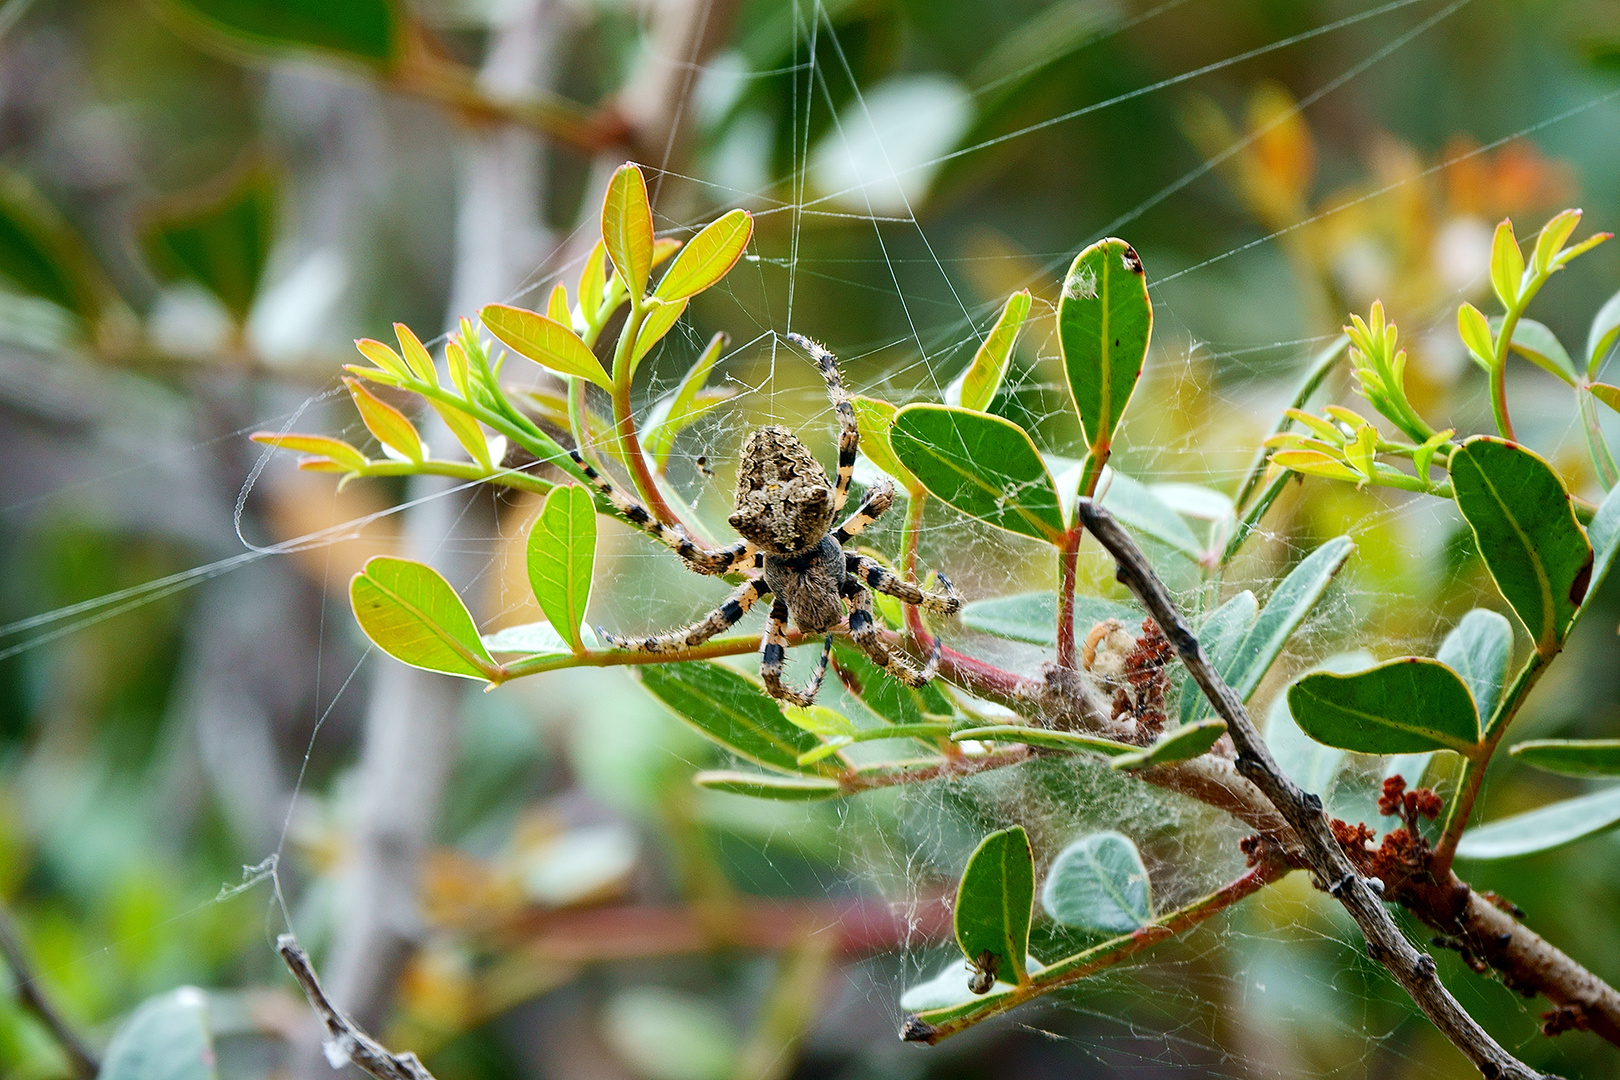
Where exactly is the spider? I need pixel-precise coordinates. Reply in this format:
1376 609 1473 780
568 332 961 706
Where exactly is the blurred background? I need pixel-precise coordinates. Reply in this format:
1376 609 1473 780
2 0 1620 1077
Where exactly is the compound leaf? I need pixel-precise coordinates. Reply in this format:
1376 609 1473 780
1287 657 1481 755
638 661 828 775
1058 238 1151 453
351 557 498 681
1450 436 1591 650
527 485 596 653
1456 786 1620 860
1041 831 1152 932
891 404 1064 542
954 826 1035 988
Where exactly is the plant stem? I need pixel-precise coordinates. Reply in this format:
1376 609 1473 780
278 934 438 1080
357 459 554 496
1431 649 1553 877
1579 387 1619 489
1056 527 1082 668
904 857 1288 1042
0 905 97 1080
1231 335 1349 514
606 302 690 532
1490 311 1520 442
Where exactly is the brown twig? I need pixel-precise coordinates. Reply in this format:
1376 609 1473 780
278 935 437 1080
0 905 98 1080
1075 498 1554 1080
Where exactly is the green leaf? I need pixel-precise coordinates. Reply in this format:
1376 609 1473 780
344 378 423 463
1450 436 1592 650
951 725 1139 756
392 322 438 383
831 642 952 725
647 332 731 469
1223 536 1354 701
1582 485 1620 618
1456 786 1620 861
1266 691 1347 795
480 304 612 389
1041 831 1152 932
890 404 1065 542
1510 740 1620 778
481 618 593 657
1490 218 1524 308
157 0 400 65
851 396 921 490
783 704 859 737
638 661 827 775
1099 470 1203 561
900 955 1043 1013
654 209 752 301
141 166 274 321
1109 719 1228 770
954 826 1035 989
351 557 499 681
1058 238 1152 453
527 485 596 653
100 987 218 1080
958 592 1132 647
949 289 1031 412
1435 609 1513 722
0 169 106 319
578 241 608 319
1287 657 1482 755
692 770 844 801
1586 286 1620 376
1531 208 1583 277
1179 591 1257 725
602 163 654 299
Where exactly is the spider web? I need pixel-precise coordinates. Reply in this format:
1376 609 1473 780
4 0 1619 1076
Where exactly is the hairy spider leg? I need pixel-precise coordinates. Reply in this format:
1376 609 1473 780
598 577 770 654
569 448 755 576
785 332 858 514
847 553 961 615
833 480 894 544
760 597 832 706
841 580 940 687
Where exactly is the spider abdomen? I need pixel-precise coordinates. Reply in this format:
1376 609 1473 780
763 537 847 633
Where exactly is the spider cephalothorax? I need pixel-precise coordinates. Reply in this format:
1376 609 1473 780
570 332 961 706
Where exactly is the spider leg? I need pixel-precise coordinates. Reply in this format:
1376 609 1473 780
786 332 858 513
760 598 832 706
842 580 941 687
598 577 769 654
846 553 961 615
833 480 894 544
569 449 755 575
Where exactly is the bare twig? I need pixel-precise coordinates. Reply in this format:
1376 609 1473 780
1076 498 1555 1080
278 935 436 1080
0 904 98 1080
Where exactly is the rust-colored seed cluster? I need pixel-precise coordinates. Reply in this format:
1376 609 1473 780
1323 775 1444 895
1111 617 1172 737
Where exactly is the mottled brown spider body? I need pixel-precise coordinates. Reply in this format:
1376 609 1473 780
574 332 962 706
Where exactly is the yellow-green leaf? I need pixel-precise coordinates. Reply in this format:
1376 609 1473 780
394 322 437 383
250 431 367 471
527 485 596 654
345 377 423 463
1457 302 1494 369
1590 382 1620 415
579 241 607 318
354 337 410 379
547 282 570 324
602 163 654 299
1271 449 1361 483
480 303 612 389
351 557 498 681
1490 218 1524 308
631 297 688 369
950 289 1031 412
654 208 753 301
851 396 920 490
430 399 492 470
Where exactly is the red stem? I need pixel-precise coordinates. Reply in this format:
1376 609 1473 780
1056 526 1082 668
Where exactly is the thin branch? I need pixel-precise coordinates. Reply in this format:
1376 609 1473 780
0 905 97 1080
1076 497 1555 1080
278 935 437 1080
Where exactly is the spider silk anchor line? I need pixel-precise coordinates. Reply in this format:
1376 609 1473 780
570 333 961 706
